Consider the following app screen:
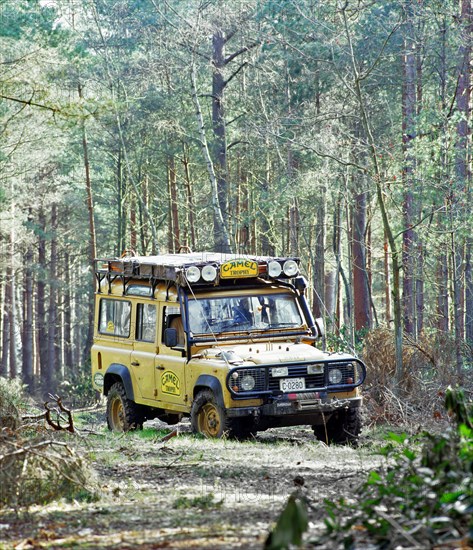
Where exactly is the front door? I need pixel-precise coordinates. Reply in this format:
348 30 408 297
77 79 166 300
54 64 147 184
156 305 187 408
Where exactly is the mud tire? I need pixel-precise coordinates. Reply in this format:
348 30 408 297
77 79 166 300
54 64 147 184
313 407 362 445
191 390 228 438
106 382 144 432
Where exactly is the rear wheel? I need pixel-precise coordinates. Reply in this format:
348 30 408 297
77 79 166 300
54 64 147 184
313 408 362 445
106 382 144 432
191 390 227 438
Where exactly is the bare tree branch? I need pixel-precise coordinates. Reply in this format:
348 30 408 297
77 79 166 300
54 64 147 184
224 40 260 65
0 94 60 113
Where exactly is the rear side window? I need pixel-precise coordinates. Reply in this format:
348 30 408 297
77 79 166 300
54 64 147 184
99 299 131 337
136 303 156 342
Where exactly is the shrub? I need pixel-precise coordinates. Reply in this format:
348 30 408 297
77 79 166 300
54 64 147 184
0 377 26 430
320 387 472 548
0 377 98 509
0 432 98 508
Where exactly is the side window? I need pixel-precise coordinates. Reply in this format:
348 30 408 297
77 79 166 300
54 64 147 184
99 299 131 337
162 306 185 347
136 303 156 343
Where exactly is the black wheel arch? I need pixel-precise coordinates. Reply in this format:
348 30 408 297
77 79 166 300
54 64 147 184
193 375 225 408
104 364 135 400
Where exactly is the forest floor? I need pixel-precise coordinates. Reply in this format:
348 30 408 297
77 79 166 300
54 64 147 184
0 408 388 549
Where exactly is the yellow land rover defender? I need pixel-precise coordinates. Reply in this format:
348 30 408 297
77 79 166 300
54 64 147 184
91 253 366 443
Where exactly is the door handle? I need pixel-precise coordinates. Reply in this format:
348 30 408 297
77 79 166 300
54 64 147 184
156 365 165 370
131 361 140 366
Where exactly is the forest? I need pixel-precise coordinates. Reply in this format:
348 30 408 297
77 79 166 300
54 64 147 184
0 0 472 548
1 0 472 393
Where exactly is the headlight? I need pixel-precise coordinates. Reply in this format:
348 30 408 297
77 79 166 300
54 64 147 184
240 375 256 391
328 368 343 384
283 260 299 277
307 363 323 375
201 265 217 282
185 266 201 283
268 260 282 277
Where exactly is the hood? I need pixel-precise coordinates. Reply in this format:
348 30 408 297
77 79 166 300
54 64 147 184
195 342 354 366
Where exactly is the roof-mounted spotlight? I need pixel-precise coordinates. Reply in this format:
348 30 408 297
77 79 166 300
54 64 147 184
268 260 282 278
185 266 201 283
283 260 299 277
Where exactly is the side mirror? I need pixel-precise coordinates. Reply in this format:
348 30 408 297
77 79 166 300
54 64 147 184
314 317 325 338
164 327 178 348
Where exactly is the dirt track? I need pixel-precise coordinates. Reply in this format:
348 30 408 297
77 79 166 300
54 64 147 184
0 417 384 549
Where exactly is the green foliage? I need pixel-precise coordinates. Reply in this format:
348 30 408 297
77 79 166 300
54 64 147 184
0 377 28 430
265 493 308 549
173 493 221 510
0 377 28 412
58 367 98 409
326 325 367 355
319 387 473 547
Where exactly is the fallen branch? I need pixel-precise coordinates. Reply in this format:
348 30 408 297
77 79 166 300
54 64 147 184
159 428 178 443
21 395 75 433
45 394 75 433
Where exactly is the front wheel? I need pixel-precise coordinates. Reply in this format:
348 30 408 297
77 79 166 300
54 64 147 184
106 382 144 432
313 407 362 445
191 390 227 438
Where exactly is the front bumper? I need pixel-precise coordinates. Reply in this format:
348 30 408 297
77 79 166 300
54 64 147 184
226 395 362 418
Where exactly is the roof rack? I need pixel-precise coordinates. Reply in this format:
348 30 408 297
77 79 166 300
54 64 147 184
94 252 301 294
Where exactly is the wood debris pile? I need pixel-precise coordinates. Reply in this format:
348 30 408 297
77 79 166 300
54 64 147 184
0 393 98 509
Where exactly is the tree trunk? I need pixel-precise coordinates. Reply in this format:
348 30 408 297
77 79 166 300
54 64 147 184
402 0 417 337
63 251 73 376
384 230 392 325
352 189 371 331
453 0 472 377
117 146 124 256
45 203 58 392
182 146 196 250
73 272 82 369
37 208 48 381
212 29 231 253
78 83 97 364
436 14 449 334
332 195 343 334
465 239 473 343
190 61 232 253
168 155 180 253
289 201 299 257
22 217 34 390
130 194 137 252
312 187 325 319
261 149 274 256
1 269 10 376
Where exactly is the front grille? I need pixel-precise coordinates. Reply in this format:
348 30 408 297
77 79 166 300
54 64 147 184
268 365 324 391
227 359 366 397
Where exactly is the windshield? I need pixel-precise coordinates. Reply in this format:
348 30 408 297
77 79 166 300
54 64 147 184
187 293 304 336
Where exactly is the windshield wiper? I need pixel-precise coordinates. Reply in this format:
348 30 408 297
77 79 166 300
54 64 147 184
267 322 299 328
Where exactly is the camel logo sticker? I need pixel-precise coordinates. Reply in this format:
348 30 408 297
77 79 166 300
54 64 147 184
161 371 181 396
220 259 258 279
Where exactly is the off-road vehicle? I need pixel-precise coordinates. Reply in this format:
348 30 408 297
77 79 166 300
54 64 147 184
91 252 366 443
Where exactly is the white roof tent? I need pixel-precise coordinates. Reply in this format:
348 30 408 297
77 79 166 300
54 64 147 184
94 252 302 295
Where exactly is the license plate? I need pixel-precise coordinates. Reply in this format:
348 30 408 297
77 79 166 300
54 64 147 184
280 377 306 392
